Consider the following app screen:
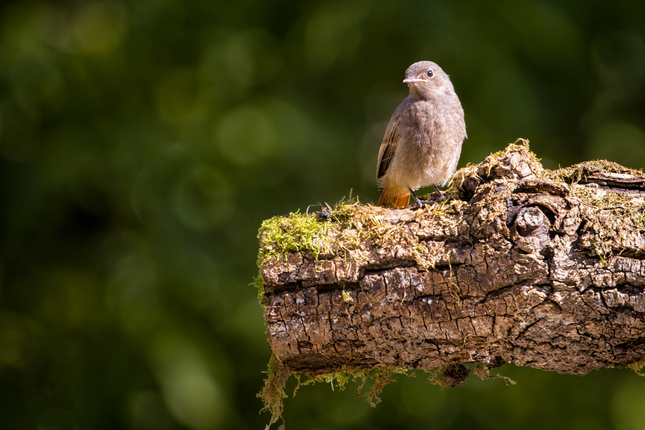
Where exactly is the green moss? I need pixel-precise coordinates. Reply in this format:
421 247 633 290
258 364 417 428
257 201 388 269
256 196 469 277
256 194 362 263
364 367 410 406
424 363 516 388
293 370 360 395
545 158 645 210
591 242 606 265
259 361 516 428
555 159 643 184
627 360 645 376
292 367 410 407
257 211 333 264
253 274 265 305
258 352 291 430
341 289 354 304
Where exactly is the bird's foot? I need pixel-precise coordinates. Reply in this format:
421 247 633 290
409 191 426 208
407 186 448 209
409 197 441 209
432 185 448 202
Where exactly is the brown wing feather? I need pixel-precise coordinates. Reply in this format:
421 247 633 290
376 118 400 181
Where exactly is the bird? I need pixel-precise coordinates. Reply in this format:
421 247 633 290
376 61 467 208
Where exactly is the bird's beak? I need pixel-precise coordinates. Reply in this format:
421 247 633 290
403 78 427 84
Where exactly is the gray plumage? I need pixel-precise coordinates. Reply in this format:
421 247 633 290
376 61 467 207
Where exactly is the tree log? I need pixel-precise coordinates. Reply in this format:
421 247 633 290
258 141 645 378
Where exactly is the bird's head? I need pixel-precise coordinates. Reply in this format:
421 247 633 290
403 61 454 100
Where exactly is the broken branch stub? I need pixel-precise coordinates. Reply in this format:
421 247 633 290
258 141 645 377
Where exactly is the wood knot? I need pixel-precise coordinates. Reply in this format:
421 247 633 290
516 207 546 236
511 206 551 254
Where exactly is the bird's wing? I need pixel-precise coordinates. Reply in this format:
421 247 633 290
376 114 401 180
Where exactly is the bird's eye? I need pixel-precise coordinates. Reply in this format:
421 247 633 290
426 69 434 78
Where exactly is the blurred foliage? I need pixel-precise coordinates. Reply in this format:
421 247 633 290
0 0 644 429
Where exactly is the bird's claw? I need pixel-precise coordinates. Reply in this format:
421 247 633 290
407 186 447 209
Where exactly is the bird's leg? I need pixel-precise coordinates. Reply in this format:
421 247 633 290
433 185 446 200
408 185 448 208
407 187 425 208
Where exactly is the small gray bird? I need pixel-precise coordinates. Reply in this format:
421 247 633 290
376 61 467 208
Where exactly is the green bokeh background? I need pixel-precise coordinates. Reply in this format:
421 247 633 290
1 0 645 429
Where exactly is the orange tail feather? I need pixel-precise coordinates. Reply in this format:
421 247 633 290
377 189 410 208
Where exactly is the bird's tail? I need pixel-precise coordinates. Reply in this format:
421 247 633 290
377 188 410 208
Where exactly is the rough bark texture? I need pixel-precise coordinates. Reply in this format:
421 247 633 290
258 142 645 377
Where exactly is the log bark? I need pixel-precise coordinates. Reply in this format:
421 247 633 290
258 141 645 378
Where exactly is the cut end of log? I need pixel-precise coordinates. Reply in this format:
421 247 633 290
257 139 645 378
